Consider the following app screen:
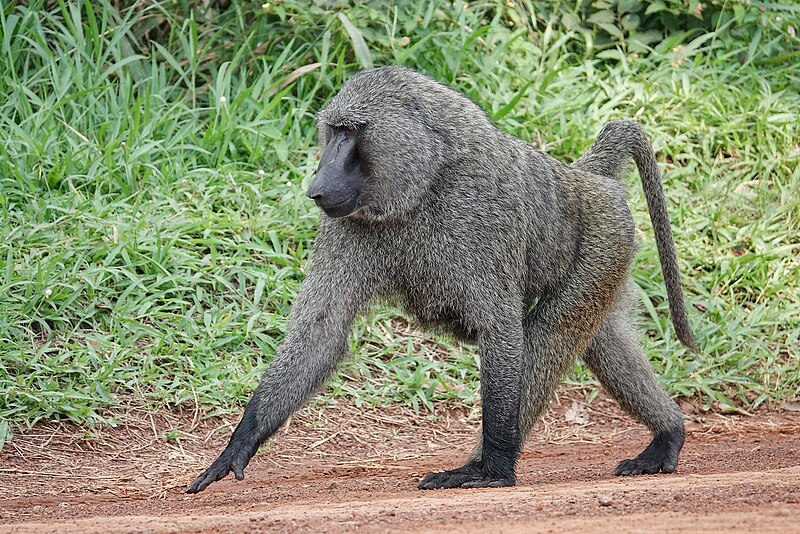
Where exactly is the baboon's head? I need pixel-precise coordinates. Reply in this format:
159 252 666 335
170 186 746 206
310 67 450 222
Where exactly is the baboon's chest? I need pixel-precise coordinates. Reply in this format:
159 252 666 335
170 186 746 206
393 260 480 343
402 293 478 343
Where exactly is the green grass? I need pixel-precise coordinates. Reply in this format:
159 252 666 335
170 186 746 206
0 1 798 432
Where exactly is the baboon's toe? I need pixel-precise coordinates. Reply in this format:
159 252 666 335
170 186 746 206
614 457 665 476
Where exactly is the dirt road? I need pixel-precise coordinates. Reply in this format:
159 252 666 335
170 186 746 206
1 393 799 532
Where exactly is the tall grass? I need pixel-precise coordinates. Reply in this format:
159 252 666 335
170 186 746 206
0 1 798 432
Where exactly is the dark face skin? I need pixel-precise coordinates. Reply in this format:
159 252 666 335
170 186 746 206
306 128 364 218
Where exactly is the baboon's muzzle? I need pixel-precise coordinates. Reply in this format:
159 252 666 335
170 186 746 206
307 129 363 218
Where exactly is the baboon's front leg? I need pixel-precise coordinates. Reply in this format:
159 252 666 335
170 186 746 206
419 321 524 489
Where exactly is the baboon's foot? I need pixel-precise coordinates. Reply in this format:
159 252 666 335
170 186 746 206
418 461 515 489
615 425 685 476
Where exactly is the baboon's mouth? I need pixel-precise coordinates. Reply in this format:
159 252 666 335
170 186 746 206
316 195 359 218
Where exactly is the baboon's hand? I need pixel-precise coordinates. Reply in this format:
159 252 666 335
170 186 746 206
186 441 254 494
418 461 515 490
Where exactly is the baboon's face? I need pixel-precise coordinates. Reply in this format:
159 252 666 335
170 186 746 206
310 70 445 222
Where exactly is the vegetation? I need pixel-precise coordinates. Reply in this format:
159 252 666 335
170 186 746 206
1 1 798 438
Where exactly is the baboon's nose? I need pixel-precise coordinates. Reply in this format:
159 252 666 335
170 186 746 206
306 181 326 201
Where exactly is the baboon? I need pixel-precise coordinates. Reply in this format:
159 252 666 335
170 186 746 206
186 66 696 493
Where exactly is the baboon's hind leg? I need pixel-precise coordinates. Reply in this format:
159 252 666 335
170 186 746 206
584 288 685 475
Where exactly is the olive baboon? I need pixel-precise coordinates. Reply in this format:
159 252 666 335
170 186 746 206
186 66 696 493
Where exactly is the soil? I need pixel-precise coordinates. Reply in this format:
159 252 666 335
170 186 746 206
1 391 799 533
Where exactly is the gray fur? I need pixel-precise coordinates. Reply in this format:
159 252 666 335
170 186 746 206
186 67 693 494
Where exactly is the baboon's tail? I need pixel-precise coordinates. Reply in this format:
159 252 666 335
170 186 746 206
572 120 698 351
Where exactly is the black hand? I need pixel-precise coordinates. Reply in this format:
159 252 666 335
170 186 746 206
186 438 256 494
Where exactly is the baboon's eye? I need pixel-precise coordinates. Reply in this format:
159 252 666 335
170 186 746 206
343 126 359 136
327 124 362 139
333 123 362 135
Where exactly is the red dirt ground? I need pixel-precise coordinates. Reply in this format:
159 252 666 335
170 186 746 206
1 391 799 533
